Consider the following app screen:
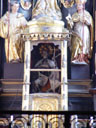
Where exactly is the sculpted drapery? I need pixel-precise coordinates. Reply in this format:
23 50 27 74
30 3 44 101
66 0 93 64
0 2 27 62
32 0 62 20
71 10 93 64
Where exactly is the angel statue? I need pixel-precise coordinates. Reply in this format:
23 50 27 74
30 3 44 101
24 0 75 33
66 0 93 65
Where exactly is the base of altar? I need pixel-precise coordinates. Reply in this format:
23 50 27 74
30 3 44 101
28 93 62 128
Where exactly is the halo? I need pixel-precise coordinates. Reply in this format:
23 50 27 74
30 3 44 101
39 45 53 56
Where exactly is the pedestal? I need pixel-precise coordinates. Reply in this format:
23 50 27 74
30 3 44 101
71 64 90 79
3 63 24 79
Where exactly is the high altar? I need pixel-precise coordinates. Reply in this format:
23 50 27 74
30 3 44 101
0 0 96 118
22 0 69 111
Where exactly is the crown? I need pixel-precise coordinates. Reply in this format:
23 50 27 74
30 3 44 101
75 0 87 4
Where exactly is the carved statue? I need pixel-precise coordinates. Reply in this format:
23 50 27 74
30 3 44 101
32 0 62 21
66 0 93 64
0 1 27 62
32 0 75 21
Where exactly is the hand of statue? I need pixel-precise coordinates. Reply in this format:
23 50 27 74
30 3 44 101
84 17 91 25
80 17 90 25
11 28 21 35
17 28 21 33
20 24 27 30
66 14 74 29
80 16 85 23
3 19 8 25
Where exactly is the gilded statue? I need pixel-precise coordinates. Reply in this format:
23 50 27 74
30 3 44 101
32 0 62 21
28 0 74 34
66 0 93 64
0 1 27 62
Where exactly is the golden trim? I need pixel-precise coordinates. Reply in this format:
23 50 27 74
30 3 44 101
90 15 94 57
0 93 22 96
27 21 64 27
69 93 92 97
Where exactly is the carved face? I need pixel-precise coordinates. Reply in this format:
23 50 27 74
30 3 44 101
77 3 84 12
11 3 19 13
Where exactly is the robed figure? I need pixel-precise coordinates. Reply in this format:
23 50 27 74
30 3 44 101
0 1 27 62
66 0 93 64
